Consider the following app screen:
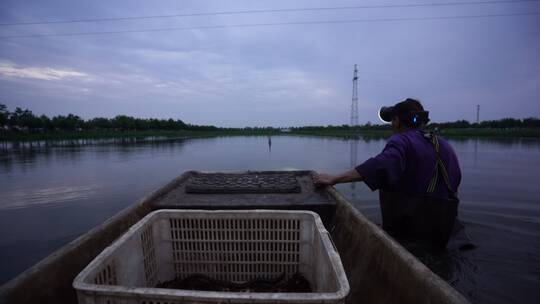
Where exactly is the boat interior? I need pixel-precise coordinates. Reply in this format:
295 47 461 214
0 171 468 304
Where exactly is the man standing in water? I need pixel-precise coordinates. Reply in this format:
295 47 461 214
314 98 466 249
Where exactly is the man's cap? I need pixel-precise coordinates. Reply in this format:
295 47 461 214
378 98 426 123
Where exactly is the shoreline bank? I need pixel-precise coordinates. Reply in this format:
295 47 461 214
1 128 539 142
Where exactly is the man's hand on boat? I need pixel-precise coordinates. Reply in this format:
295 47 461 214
313 169 363 187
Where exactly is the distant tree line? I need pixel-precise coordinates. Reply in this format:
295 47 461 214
290 118 540 132
290 123 390 132
428 118 540 129
0 104 218 132
1 103 539 134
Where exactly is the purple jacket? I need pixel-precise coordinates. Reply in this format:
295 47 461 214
355 129 461 198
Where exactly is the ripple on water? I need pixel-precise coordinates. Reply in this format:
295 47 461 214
0 185 101 210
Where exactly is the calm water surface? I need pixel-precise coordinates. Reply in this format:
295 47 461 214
1 136 539 303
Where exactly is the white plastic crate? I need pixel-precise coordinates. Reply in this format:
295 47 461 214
73 209 349 304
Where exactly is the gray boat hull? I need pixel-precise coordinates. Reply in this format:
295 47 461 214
0 171 468 304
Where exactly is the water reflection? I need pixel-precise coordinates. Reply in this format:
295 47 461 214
349 138 358 199
1 185 101 210
0 137 189 173
447 136 540 148
1 136 190 149
0 135 539 304
474 138 478 166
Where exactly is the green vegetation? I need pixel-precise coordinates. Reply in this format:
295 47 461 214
0 130 281 141
0 104 279 141
289 127 540 139
429 118 540 130
436 128 540 138
289 125 392 138
1 103 539 141
287 119 540 138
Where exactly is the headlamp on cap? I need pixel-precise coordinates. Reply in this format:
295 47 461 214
378 106 394 124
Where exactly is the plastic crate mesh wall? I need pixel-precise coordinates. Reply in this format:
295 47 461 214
93 261 117 286
141 224 158 287
169 217 301 282
90 261 118 304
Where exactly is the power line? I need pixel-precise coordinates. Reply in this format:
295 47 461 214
1 12 538 40
1 0 539 26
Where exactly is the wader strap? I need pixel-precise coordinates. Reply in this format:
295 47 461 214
426 135 456 197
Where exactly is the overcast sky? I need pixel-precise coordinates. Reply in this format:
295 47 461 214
0 0 539 127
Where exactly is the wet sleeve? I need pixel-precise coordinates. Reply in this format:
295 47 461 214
355 135 407 191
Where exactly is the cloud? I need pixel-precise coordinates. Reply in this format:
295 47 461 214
0 0 539 126
0 61 88 81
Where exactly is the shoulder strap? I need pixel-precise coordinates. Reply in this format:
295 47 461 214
425 133 456 197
